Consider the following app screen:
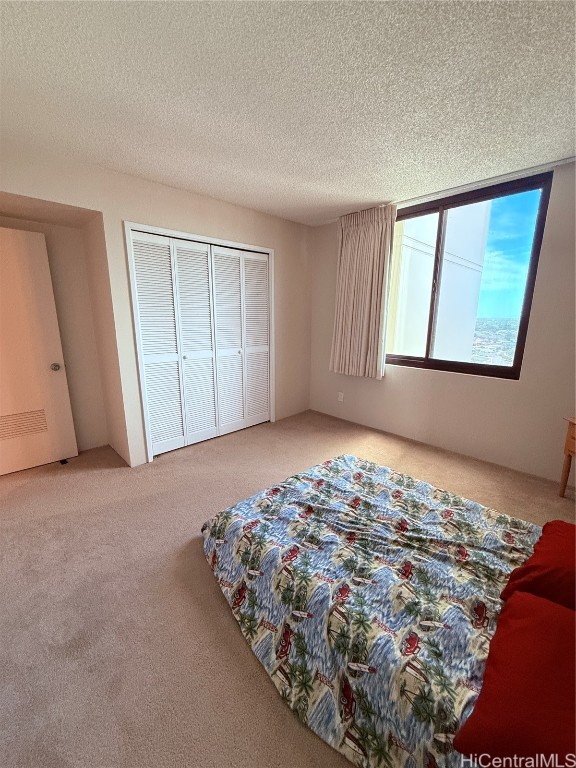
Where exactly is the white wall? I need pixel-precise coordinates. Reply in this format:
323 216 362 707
2 140 572 483
0 143 311 466
309 162 576 483
82 214 128 460
388 215 437 356
433 200 491 362
0 215 107 451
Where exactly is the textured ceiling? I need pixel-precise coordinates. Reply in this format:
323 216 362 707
1 2 574 226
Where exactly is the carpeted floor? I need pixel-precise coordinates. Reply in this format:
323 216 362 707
0 410 573 768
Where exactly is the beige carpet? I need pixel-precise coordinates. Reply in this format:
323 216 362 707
1 411 573 768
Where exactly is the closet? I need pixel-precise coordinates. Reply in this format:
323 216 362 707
128 228 272 459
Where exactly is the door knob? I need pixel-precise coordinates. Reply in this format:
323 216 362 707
50 363 61 371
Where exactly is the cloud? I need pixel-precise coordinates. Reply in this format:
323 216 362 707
480 248 530 292
486 189 541 251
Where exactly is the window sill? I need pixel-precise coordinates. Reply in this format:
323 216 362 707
385 355 521 380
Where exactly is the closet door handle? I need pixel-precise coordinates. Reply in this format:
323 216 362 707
182 355 188 360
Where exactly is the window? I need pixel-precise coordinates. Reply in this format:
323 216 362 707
386 172 553 379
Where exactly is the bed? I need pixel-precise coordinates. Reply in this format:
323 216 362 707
201 455 540 767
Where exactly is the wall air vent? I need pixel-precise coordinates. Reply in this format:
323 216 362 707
0 410 48 440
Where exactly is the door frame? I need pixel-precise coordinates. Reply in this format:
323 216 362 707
124 221 275 463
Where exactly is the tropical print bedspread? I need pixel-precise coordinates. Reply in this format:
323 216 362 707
201 455 540 768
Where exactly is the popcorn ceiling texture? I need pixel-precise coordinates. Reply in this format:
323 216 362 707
1 1 574 226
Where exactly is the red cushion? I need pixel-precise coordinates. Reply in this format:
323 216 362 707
501 520 576 610
454 591 575 759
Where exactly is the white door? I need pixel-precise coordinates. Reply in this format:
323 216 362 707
173 238 219 445
129 229 273 459
243 253 270 427
131 232 185 456
212 247 245 435
0 227 78 475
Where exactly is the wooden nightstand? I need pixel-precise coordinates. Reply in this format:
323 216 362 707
559 417 575 497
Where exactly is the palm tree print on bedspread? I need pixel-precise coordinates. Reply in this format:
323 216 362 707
201 455 540 768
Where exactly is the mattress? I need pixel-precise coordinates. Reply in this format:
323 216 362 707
201 455 540 767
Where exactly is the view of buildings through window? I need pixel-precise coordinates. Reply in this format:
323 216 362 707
387 187 542 367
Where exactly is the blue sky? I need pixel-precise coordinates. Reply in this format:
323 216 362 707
477 188 541 318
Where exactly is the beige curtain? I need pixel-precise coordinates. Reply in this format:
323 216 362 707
330 204 396 379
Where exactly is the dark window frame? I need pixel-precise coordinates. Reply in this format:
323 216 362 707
385 171 553 380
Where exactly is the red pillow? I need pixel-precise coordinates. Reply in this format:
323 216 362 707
501 520 576 610
454 591 575 760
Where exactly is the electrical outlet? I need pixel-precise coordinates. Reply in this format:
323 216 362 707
337 392 344 402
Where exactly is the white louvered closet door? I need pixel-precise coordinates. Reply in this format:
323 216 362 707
212 247 245 435
174 239 219 445
132 232 185 455
243 253 270 427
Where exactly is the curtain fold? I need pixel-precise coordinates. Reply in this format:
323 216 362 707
329 204 396 379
